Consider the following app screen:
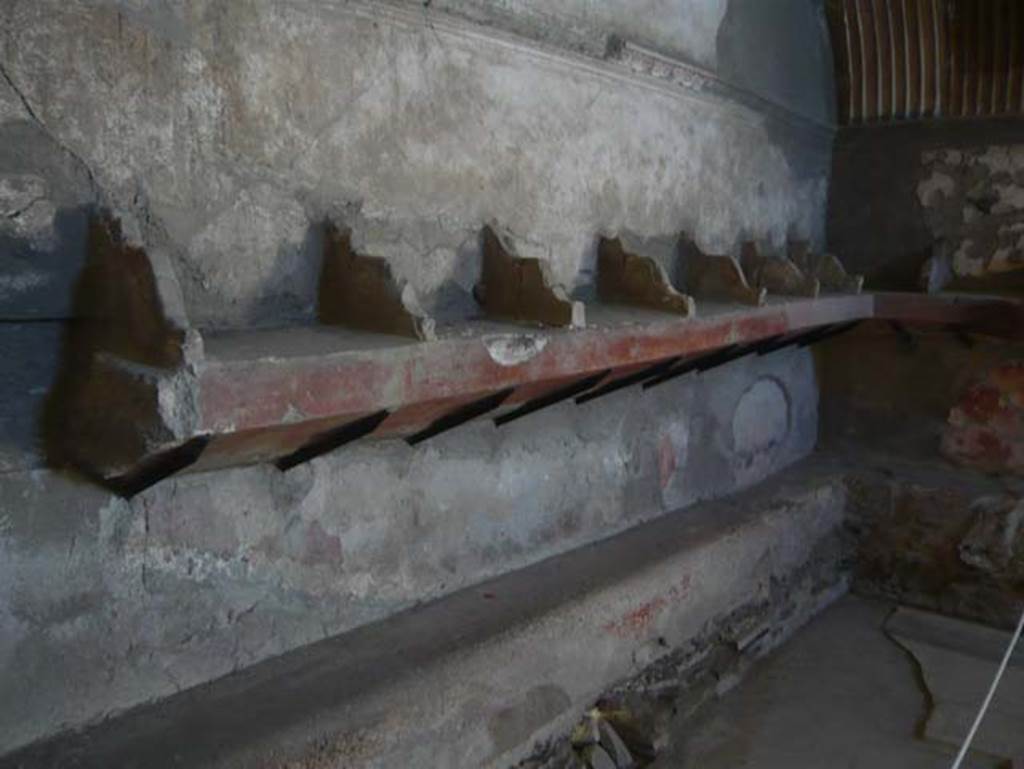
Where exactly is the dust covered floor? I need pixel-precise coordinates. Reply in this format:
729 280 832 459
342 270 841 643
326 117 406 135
657 595 1001 769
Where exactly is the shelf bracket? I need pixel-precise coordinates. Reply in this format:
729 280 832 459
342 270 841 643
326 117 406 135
679 233 765 306
319 223 436 341
741 241 820 298
474 225 585 327
788 240 864 294
597 237 696 316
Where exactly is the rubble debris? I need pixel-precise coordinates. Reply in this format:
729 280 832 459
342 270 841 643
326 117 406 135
515 549 847 769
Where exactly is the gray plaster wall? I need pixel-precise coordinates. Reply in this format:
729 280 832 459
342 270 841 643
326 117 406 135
717 0 835 125
0 0 833 330
0 0 835 755
0 348 818 753
414 0 835 124
412 0 731 67
0 0 836 469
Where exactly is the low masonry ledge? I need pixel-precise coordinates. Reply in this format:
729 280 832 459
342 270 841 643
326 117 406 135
0 459 849 769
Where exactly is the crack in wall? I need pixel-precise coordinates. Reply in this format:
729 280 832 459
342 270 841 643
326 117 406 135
0 59 103 203
3 195 45 221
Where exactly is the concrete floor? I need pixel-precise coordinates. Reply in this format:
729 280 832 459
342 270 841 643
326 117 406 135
659 595 990 769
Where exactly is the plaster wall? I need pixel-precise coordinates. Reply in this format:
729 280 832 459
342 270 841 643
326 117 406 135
0 0 836 471
0 0 836 755
0 349 818 753
409 0 836 126
0 0 833 329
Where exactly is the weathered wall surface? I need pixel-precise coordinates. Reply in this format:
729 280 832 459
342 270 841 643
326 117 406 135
2 461 850 769
0 0 836 470
0 0 832 331
0 0 835 756
828 118 1024 290
0 349 818 753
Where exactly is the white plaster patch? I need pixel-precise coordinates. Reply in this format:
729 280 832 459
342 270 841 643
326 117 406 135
483 334 549 366
732 378 789 457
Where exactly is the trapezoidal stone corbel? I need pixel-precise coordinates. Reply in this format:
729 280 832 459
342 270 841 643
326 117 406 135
597 236 696 317
741 241 820 298
474 225 585 328
76 212 191 367
318 223 436 341
47 211 199 491
678 233 766 306
788 240 864 294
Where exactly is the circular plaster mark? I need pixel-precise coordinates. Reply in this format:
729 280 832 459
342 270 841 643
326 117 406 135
732 378 790 457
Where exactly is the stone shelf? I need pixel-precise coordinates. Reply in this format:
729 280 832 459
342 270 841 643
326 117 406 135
77 292 1023 495
50 215 1023 495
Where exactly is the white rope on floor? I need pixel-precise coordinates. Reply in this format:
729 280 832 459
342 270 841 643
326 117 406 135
949 604 1024 769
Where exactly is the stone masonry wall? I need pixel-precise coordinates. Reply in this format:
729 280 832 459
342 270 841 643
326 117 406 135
917 144 1024 286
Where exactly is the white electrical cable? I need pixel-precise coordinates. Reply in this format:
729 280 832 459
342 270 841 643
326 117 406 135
949 605 1024 769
